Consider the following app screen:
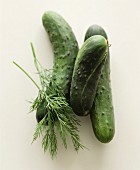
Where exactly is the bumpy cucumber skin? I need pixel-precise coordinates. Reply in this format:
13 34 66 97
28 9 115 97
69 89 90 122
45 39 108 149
70 35 108 116
85 25 115 143
36 11 79 123
42 11 79 99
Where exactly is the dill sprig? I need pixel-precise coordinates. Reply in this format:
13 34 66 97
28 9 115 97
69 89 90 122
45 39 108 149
13 43 84 159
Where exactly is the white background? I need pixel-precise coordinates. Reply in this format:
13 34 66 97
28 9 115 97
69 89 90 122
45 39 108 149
0 0 140 170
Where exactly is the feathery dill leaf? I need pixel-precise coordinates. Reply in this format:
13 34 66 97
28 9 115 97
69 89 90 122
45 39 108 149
13 43 85 159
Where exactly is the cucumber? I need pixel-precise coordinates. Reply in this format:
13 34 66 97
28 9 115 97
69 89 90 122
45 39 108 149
42 11 79 98
85 25 115 143
84 24 108 41
70 35 108 116
36 11 79 122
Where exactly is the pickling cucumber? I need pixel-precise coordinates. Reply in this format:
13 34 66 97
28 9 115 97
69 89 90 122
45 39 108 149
42 11 79 98
36 11 79 122
70 35 108 116
85 25 115 143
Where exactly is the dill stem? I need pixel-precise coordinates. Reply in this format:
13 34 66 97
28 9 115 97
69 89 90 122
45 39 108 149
30 43 41 73
30 42 45 86
13 61 40 90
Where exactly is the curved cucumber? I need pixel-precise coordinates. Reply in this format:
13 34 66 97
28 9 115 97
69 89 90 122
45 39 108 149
85 25 115 143
36 11 79 122
70 35 108 116
42 11 79 98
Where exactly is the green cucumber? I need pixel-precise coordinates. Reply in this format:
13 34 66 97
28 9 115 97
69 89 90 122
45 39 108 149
84 24 108 41
36 11 79 122
70 35 108 116
42 11 79 98
85 25 115 143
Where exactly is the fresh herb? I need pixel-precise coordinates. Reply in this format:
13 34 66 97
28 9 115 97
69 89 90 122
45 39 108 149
13 43 84 159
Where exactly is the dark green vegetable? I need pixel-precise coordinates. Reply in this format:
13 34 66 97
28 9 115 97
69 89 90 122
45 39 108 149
84 24 108 41
85 24 115 143
36 11 79 123
42 11 78 99
70 35 108 116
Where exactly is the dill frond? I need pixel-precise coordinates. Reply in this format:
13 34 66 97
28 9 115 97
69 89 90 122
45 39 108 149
13 43 85 159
